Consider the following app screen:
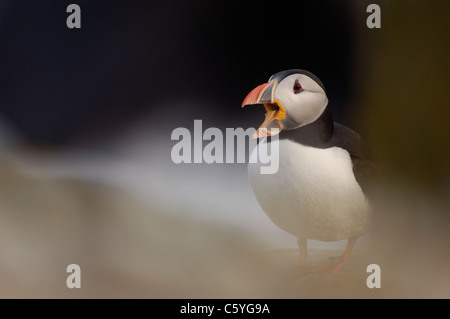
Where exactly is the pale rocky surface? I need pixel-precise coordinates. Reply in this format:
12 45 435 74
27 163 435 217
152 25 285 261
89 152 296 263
0 159 449 298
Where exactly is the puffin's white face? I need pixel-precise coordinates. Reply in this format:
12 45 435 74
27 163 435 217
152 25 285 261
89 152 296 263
241 70 328 138
274 74 328 130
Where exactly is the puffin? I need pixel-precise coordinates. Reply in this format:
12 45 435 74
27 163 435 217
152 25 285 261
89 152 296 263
242 69 373 274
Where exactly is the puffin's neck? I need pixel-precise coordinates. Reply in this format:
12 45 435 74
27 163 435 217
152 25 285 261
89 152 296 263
279 106 334 147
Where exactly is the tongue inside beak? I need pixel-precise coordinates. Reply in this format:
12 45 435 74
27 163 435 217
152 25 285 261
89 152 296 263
241 81 286 139
252 107 280 139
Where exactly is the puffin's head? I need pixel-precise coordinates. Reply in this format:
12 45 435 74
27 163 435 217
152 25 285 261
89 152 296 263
242 69 328 138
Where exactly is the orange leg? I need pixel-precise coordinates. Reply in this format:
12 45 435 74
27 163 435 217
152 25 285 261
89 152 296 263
311 237 358 275
291 237 311 275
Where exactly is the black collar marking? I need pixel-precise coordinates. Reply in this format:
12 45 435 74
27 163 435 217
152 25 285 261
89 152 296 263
263 107 374 197
278 106 334 147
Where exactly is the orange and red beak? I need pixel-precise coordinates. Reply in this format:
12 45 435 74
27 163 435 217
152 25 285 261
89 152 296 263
241 80 286 139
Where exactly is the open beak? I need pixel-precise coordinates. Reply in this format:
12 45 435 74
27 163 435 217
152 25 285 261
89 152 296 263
241 80 286 139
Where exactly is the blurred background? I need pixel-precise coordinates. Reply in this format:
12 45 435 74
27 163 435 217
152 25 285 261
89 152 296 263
0 0 449 298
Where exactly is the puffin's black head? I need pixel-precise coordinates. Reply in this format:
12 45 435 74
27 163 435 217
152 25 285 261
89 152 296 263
242 69 328 138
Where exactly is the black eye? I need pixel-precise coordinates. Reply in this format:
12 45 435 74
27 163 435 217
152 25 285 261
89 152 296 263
293 80 303 93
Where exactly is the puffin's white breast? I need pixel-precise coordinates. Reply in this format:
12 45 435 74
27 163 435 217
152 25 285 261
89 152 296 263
248 138 370 241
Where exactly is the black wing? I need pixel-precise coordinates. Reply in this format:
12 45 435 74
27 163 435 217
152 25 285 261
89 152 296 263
329 122 376 198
